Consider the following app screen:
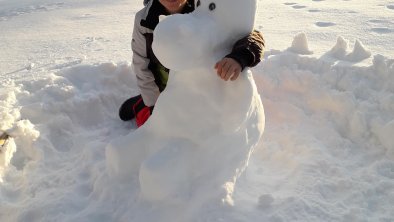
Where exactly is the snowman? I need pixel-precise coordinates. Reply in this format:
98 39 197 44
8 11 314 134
106 0 264 203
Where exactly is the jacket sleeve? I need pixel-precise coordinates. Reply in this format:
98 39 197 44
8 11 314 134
225 30 265 70
132 12 161 107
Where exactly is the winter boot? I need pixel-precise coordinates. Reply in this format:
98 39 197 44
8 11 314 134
132 97 153 127
119 95 143 121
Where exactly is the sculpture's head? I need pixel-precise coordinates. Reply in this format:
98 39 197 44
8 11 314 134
152 0 257 71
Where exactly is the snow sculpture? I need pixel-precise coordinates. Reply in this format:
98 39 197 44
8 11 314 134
106 0 265 204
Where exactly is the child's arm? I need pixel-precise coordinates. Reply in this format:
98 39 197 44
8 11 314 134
215 30 265 81
132 12 161 107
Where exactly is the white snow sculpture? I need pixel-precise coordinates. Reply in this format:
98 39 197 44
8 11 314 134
106 0 265 204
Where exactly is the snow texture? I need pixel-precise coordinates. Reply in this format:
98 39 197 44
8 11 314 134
1 0 394 221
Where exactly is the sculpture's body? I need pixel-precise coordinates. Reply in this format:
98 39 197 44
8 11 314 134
106 0 265 204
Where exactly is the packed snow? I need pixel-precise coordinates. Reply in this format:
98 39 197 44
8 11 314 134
1 0 394 222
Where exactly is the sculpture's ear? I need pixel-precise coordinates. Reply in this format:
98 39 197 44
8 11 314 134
159 15 167 22
195 0 218 12
195 0 201 8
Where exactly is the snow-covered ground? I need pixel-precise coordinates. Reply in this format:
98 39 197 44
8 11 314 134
1 0 393 221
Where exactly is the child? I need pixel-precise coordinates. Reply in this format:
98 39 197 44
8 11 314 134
119 0 265 127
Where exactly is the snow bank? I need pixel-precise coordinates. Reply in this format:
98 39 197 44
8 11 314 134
261 45 393 152
0 62 140 221
0 33 393 220
247 35 394 222
0 83 39 180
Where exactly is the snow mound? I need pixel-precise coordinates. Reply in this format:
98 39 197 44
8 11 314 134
0 136 16 181
0 62 140 221
258 49 394 152
0 84 39 180
250 49 394 221
346 40 372 62
328 36 348 59
0 46 392 222
328 36 372 62
288 33 313 55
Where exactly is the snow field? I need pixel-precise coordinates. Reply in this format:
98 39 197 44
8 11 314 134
0 0 394 221
1 34 393 221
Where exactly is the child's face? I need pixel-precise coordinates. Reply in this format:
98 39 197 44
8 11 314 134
159 0 188 14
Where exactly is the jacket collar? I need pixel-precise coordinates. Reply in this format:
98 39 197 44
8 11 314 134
141 0 195 30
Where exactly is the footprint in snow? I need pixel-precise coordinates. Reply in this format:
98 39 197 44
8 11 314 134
371 27 393 34
283 2 307 9
0 2 65 20
315 22 336 27
369 19 387 24
292 5 307 9
368 19 393 28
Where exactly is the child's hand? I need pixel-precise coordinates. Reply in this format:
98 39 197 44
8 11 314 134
214 58 242 81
